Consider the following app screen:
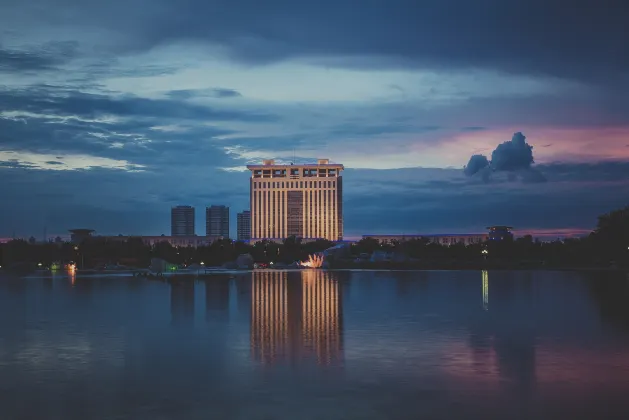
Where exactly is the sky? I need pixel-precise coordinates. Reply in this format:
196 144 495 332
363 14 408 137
1 0 628 240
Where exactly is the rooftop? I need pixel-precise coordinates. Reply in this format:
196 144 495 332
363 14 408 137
246 158 343 170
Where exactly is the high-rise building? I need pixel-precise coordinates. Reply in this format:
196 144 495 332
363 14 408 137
246 159 343 241
171 206 195 236
237 210 251 241
206 205 230 238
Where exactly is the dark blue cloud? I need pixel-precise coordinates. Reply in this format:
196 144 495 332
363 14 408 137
0 86 273 122
8 0 623 86
463 132 546 183
491 132 534 172
167 88 242 99
0 41 79 72
342 164 629 235
464 155 489 176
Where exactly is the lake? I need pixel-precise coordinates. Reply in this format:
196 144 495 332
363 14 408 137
1 270 629 420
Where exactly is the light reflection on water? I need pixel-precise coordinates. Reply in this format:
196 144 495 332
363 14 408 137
1 270 629 419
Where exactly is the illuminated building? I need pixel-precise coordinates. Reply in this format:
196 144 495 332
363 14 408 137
250 271 343 366
246 159 344 241
206 205 230 238
237 210 251 241
171 205 195 236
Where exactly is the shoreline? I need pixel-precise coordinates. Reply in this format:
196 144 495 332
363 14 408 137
2 266 628 280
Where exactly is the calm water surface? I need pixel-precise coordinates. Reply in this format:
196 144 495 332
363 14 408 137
2 270 629 420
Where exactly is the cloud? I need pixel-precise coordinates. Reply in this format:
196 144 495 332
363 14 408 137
0 86 273 122
491 132 535 171
519 168 547 183
464 155 490 176
463 132 544 182
0 41 79 72
167 88 242 99
0 150 144 171
3 0 626 86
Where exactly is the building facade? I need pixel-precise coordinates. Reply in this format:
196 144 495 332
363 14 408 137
247 159 344 242
206 205 230 238
237 210 251 241
171 206 195 236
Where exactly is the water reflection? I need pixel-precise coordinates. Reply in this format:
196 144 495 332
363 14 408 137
482 270 489 311
1 270 629 419
205 277 230 321
250 270 343 366
170 280 195 324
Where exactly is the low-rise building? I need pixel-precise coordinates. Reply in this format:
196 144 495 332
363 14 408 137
104 235 217 248
362 233 489 246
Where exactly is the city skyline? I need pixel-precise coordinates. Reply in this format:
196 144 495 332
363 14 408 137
1 1 628 240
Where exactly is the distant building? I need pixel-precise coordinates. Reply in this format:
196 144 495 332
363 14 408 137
104 235 215 248
362 233 489 246
206 205 230 238
171 206 195 236
487 226 514 241
69 229 95 243
247 159 344 242
237 210 251 241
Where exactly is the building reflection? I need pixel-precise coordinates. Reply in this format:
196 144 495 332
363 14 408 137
170 280 195 324
250 270 343 366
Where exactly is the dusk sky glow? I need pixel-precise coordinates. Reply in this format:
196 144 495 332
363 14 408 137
1 0 628 239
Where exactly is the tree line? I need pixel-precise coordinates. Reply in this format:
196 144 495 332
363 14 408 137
1 205 628 269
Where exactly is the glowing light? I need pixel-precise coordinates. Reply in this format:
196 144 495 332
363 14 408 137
300 254 324 268
482 270 489 311
482 249 489 255
200 261 205 266
38 263 42 267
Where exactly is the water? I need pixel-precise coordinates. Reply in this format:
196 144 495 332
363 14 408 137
2 270 629 420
